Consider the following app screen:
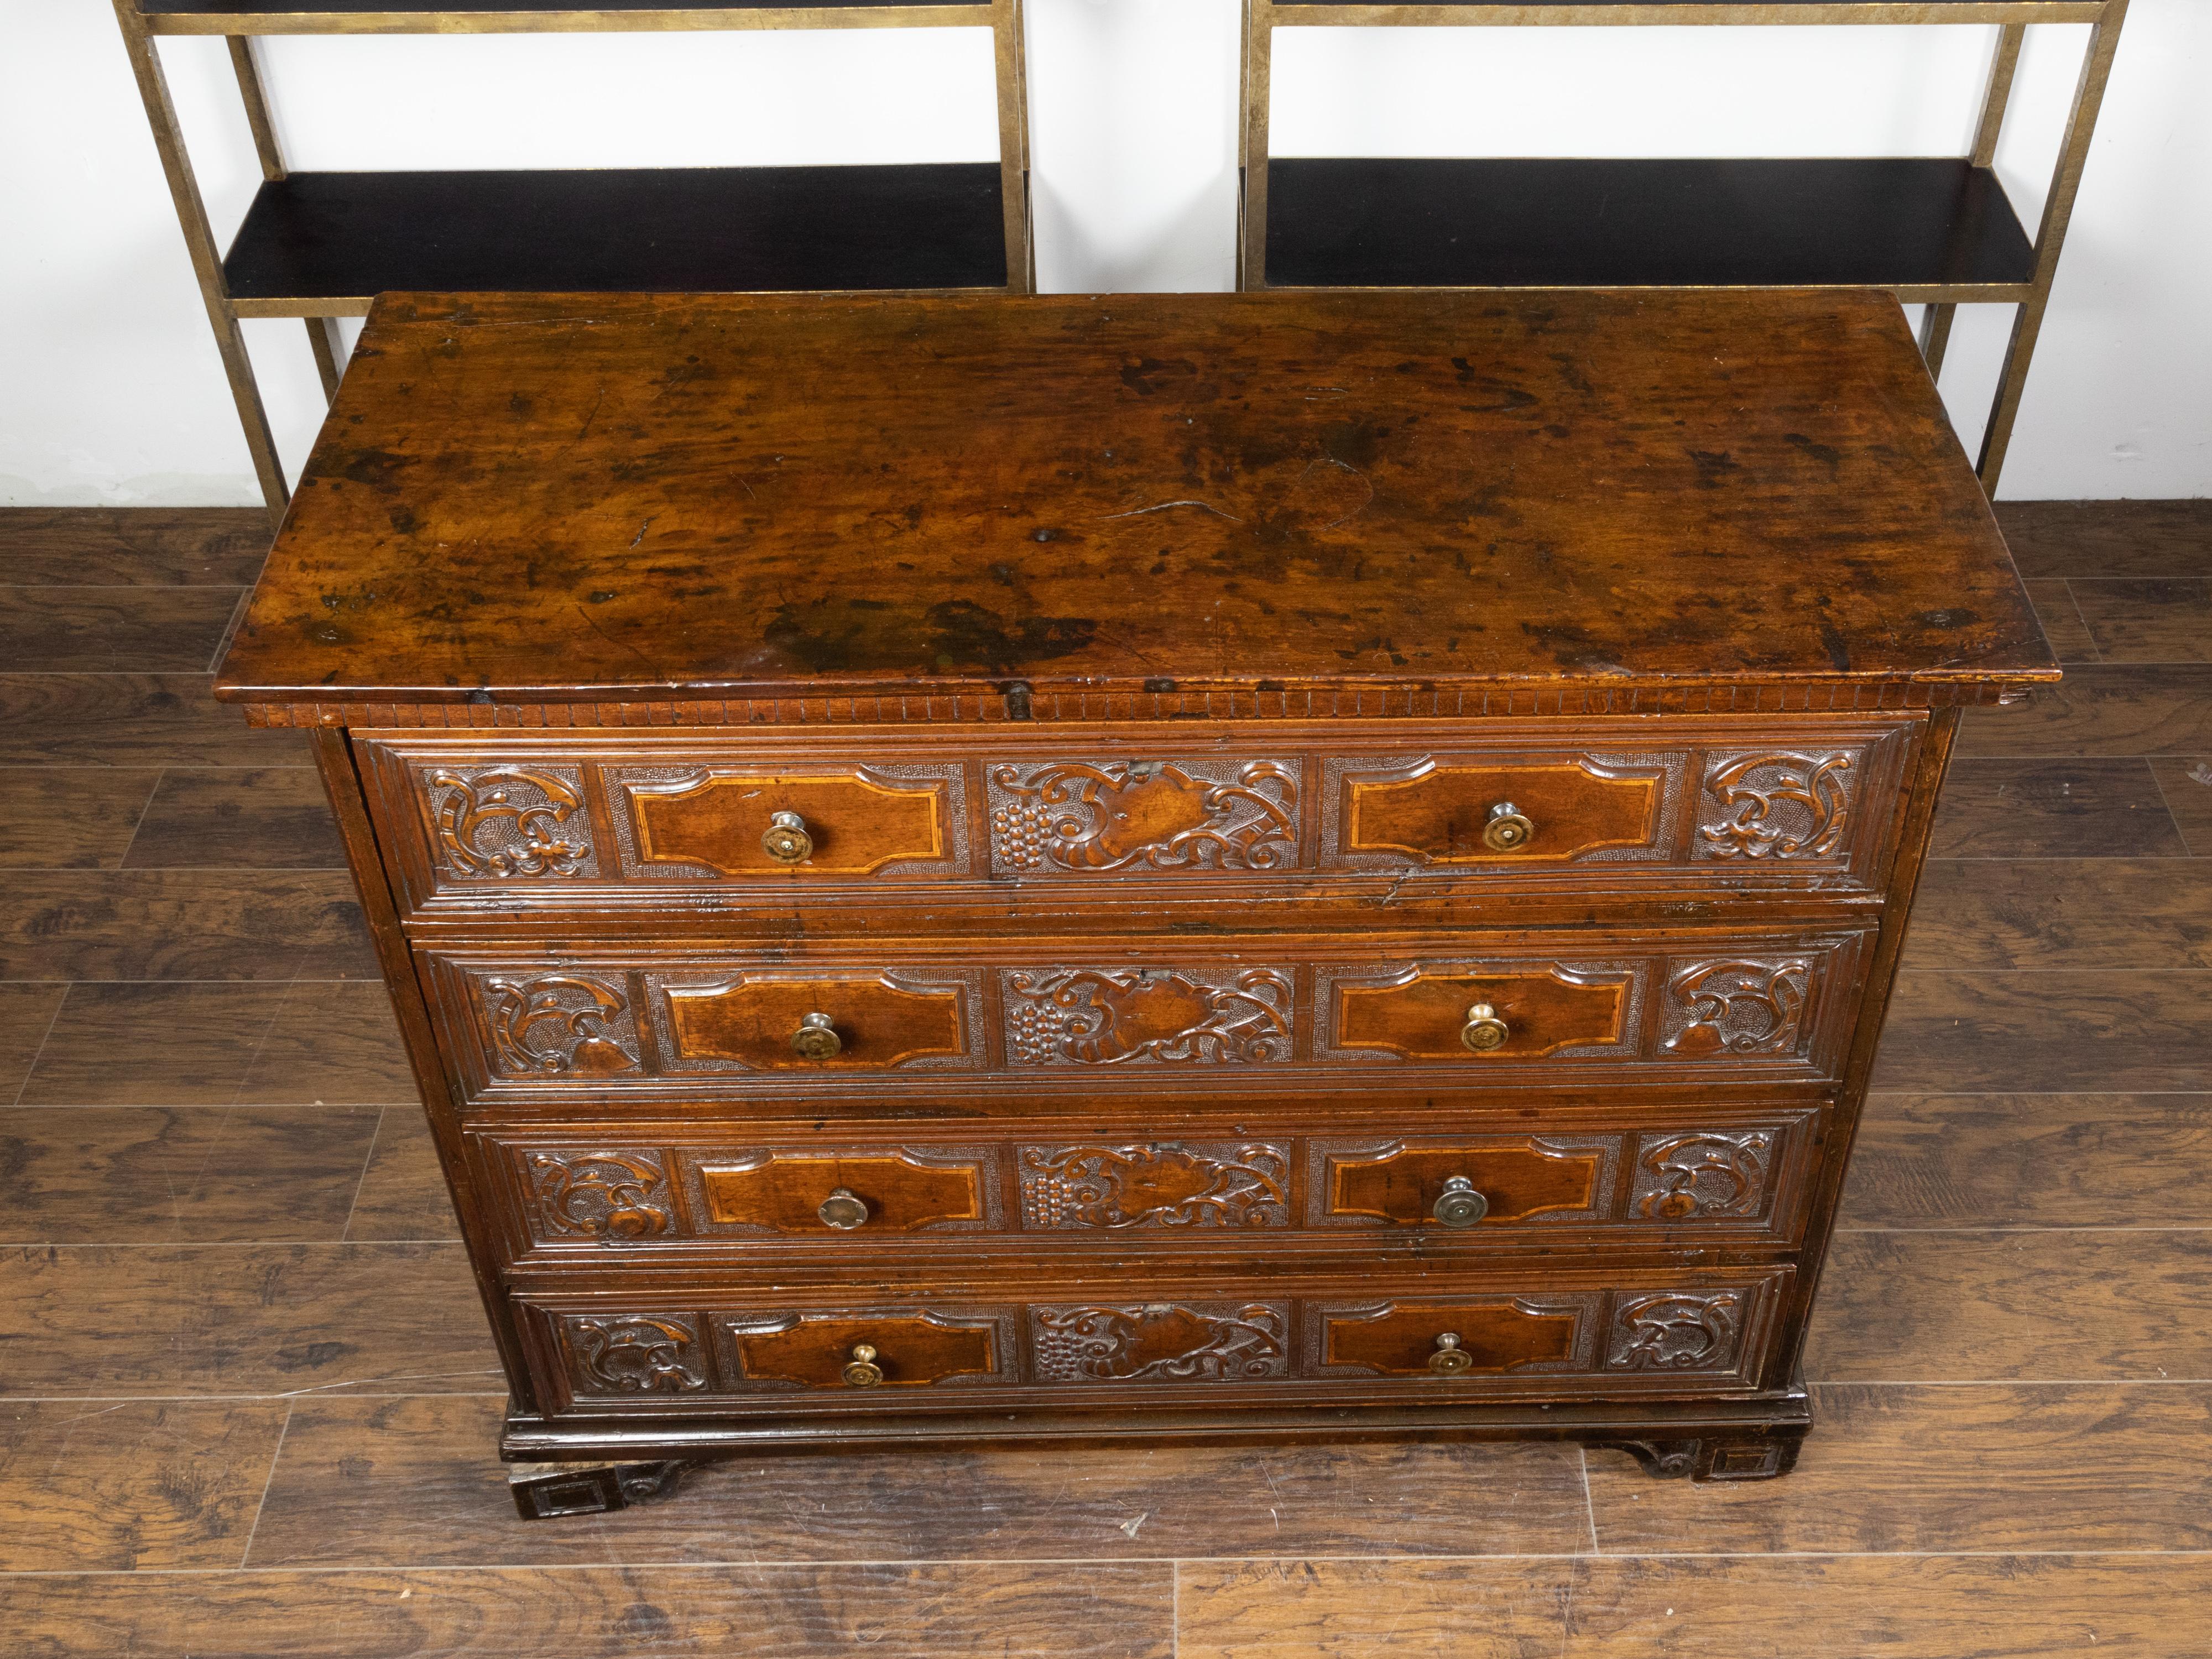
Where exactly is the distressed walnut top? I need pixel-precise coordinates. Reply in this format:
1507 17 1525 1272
215 289 2054 718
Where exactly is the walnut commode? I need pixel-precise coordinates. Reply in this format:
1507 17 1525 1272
216 288 2058 1512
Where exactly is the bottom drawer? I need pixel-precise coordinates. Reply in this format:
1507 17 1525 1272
517 1265 1792 1416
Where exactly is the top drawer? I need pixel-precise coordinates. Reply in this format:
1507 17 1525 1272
354 719 1915 921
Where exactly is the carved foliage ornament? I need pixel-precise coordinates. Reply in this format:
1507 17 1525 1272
528 1150 674 1239
988 759 1298 874
427 766 592 878
1662 959 1811 1060
1634 1131 1776 1221
1608 1290 1745 1372
1019 1142 1290 1229
1699 752 1854 861
1005 967 1294 1065
486 974 641 1076
1031 1302 1289 1383
565 1314 707 1394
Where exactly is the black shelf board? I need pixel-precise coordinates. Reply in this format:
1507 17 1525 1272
222 165 1008 304
1265 157 2036 291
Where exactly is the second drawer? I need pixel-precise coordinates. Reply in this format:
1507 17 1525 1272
421 930 1874 1102
476 1103 1825 1260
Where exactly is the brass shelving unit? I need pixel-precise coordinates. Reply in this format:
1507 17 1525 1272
114 0 1035 521
1237 1 2131 491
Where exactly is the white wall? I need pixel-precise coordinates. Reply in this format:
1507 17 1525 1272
2 0 2204 505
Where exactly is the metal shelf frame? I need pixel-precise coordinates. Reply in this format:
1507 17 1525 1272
1237 0 2132 492
113 0 1035 520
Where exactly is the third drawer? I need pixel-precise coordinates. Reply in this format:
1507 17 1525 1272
473 1101 1828 1261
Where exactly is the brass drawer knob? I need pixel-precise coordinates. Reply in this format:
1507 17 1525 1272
817 1187 870 1230
790 1012 842 1060
762 810 813 864
1428 1332 1474 1376
842 1343 884 1387
1460 1002 1509 1052
1431 1176 1490 1228
1482 801 1535 852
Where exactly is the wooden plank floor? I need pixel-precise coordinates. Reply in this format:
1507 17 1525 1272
1 502 2207 1656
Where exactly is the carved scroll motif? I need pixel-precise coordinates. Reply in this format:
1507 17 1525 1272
1698 752 1854 861
1030 1302 1290 1383
988 759 1298 873
1608 1291 1745 1372
1019 1142 1290 1229
563 1314 707 1394
427 766 593 878
1633 1131 1776 1220
1004 967 1293 1065
485 974 641 1076
527 1150 674 1239
1661 959 1811 1059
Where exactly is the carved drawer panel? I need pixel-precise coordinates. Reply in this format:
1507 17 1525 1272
714 1310 1020 1393
1017 1140 1291 1230
650 968 983 1076
356 721 1912 919
987 757 1300 875
423 932 1870 1102
518 1267 1792 1411
611 765 961 881
1309 1135 1624 1229
1305 1285 1770 1383
1323 750 1681 869
479 1107 1818 1255
684 1147 1001 1235
1308 1296 1598 1379
357 736 972 912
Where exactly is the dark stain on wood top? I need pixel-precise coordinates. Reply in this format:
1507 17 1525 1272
215 290 2056 710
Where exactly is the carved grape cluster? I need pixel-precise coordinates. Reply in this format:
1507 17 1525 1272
1030 1318 1093 1379
1007 995 1071 1064
990 800 1058 870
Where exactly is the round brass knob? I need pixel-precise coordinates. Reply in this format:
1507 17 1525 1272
762 810 813 864
790 1011 842 1060
1481 801 1535 852
842 1343 884 1388
1428 1333 1474 1376
817 1187 870 1230
1460 1002 1509 1053
1431 1176 1490 1228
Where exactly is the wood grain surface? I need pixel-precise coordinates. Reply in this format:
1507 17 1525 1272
213 291 2052 713
1 1565 1178 1659
1997 499 2212 580
2151 755 2212 853
1908 860 2212 968
244 1394 1594 1568
1929 759 2189 857
1843 1093 2212 1227
1585 1384 2212 1553
1179 1554 2212 1659
1953 664 2212 757
2 493 2204 1652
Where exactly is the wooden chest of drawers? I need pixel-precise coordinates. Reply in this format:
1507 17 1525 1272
216 287 2055 1496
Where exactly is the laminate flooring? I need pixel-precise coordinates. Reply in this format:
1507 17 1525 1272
1 502 2207 1656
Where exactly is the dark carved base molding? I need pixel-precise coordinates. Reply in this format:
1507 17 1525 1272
508 1459 695 1520
500 1383 1817 1492
1593 1431 1806 1483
